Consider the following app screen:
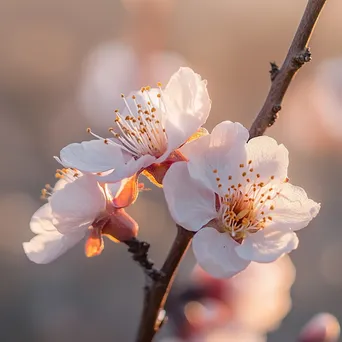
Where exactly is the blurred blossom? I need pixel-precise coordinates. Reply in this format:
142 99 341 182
313 59 342 141
299 313 340 342
280 58 342 153
121 0 174 14
79 41 187 129
191 255 296 334
164 256 294 341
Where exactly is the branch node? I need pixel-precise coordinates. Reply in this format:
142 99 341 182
124 238 164 281
269 62 280 81
272 104 282 113
293 47 312 68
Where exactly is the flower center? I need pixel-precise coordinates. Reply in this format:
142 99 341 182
213 160 288 243
87 84 169 159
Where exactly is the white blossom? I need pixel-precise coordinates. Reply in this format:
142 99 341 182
163 121 320 278
56 67 211 186
23 169 138 263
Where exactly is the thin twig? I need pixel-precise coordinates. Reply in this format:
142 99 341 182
135 225 194 342
124 238 164 281
249 0 327 139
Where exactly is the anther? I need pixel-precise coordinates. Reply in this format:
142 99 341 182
86 128 91 133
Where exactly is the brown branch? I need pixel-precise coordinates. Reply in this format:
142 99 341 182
124 238 164 281
249 0 327 139
135 225 194 342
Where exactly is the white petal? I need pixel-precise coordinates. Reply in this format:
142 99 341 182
272 183 320 230
192 227 250 278
209 120 249 148
23 229 85 264
57 139 126 173
235 225 299 263
163 67 211 154
246 136 289 181
98 154 156 183
50 175 106 233
162 162 216 232
30 203 56 234
180 121 248 192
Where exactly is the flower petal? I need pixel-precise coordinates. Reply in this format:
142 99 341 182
192 227 250 278
98 154 156 183
272 183 321 230
57 139 126 173
29 203 56 234
246 136 289 182
163 67 211 154
163 162 216 232
50 175 106 233
180 121 249 192
235 225 299 263
23 211 86 264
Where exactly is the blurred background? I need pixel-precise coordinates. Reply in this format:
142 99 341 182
2 0 342 341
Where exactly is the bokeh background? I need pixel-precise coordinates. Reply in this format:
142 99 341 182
2 0 342 341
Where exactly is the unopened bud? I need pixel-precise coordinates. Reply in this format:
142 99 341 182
299 313 340 342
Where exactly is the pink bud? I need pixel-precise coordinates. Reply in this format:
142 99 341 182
299 313 340 342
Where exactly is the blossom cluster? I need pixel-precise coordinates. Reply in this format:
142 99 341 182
23 67 320 278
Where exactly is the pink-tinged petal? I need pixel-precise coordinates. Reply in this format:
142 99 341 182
192 227 250 278
180 121 248 192
98 154 156 183
163 162 216 232
299 313 340 342
23 213 86 264
209 121 249 149
272 183 320 231
29 203 56 234
163 67 211 154
50 175 106 233
235 225 299 263
57 139 126 173
246 136 289 182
